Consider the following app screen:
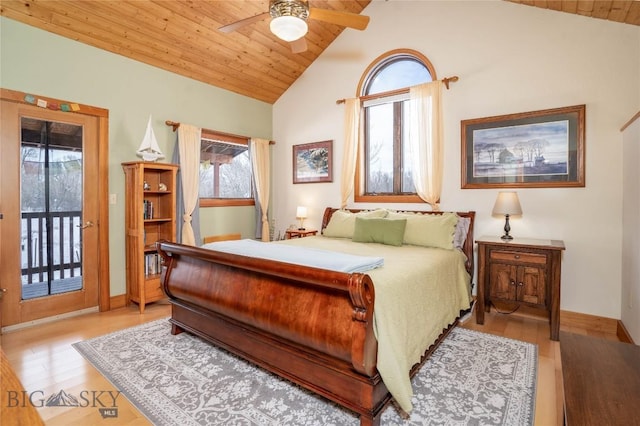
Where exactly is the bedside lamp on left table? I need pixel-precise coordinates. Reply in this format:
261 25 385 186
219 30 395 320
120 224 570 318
296 206 307 230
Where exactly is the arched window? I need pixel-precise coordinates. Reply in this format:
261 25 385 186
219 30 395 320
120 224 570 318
355 49 436 202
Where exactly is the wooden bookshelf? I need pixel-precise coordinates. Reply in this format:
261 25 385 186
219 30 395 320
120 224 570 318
122 161 178 313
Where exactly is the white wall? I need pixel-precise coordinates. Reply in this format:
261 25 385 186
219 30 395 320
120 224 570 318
622 115 640 341
273 1 640 319
1 18 273 297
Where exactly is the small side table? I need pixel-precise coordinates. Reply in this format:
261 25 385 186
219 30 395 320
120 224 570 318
285 229 318 239
476 236 565 340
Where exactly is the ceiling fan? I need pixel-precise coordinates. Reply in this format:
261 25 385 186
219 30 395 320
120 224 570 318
218 0 370 53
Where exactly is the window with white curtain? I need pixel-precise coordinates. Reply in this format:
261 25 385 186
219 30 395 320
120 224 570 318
356 50 436 203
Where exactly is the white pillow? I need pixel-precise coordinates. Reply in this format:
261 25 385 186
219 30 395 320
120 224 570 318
453 216 471 250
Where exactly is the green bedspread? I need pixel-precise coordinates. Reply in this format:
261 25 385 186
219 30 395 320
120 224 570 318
279 236 472 413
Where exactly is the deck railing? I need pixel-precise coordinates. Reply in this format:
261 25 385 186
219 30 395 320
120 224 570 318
21 210 82 284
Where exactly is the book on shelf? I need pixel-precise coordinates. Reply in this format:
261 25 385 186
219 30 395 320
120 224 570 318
143 199 154 219
144 252 164 276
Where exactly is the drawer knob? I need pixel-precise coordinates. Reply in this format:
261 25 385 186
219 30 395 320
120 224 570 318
514 254 520 259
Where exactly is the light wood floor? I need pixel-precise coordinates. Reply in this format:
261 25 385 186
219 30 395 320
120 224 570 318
1 302 620 425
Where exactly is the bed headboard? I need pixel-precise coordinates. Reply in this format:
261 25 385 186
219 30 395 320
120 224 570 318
321 207 475 278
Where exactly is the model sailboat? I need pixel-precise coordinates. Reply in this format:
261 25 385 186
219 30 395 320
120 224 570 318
136 115 165 161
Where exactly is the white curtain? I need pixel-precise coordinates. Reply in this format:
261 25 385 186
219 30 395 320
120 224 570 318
409 81 444 210
250 138 271 242
340 98 361 209
177 124 201 245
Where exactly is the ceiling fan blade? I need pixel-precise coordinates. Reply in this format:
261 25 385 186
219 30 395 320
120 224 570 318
218 12 270 33
309 8 370 30
290 37 307 53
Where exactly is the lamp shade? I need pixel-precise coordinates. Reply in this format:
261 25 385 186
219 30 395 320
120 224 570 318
296 206 307 219
270 16 308 42
492 191 523 216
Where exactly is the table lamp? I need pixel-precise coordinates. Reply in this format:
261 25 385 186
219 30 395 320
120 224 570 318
492 191 522 240
296 206 307 230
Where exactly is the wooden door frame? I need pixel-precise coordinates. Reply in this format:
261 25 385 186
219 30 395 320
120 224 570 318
1 88 111 312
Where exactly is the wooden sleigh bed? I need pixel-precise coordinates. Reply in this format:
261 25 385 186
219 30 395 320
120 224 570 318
157 208 475 425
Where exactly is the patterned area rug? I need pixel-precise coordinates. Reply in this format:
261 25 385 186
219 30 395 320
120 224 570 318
73 319 537 425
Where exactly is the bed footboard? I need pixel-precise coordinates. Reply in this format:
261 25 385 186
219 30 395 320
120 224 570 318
157 241 388 424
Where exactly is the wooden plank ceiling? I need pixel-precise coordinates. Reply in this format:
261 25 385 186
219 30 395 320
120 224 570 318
507 0 640 26
1 1 638 104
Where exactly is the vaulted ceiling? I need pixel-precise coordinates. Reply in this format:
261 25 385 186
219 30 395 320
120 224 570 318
1 1 638 104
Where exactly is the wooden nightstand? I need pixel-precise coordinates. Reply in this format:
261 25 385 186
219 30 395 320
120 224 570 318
476 236 565 340
285 229 318 239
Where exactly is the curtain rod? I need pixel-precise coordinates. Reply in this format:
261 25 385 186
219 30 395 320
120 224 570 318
165 120 275 144
335 76 459 105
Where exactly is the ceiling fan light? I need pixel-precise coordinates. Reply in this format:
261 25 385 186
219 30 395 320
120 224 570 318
270 16 308 42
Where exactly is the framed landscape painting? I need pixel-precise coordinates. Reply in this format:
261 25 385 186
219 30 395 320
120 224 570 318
293 140 333 184
461 105 585 188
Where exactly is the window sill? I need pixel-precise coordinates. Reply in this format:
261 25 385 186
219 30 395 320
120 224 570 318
354 194 424 203
200 199 255 207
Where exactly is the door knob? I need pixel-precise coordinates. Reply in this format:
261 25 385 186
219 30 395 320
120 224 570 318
77 221 94 229
0 288 6 300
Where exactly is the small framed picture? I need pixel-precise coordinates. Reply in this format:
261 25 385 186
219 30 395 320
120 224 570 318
461 105 585 188
292 140 333 184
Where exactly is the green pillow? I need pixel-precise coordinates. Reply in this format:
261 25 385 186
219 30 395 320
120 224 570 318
387 211 458 250
323 209 388 238
352 217 407 246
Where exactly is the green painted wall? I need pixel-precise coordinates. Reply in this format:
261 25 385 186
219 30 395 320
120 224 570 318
1 17 273 297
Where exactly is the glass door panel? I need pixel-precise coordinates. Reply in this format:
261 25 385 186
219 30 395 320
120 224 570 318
20 118 84 300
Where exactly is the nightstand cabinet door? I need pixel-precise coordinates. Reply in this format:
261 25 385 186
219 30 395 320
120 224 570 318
489 262 547 306
519 266 546 305
489 263 517 301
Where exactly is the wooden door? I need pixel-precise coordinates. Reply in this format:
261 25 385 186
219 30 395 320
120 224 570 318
0 100 101 327
489 263 517 301
518 266 546 306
